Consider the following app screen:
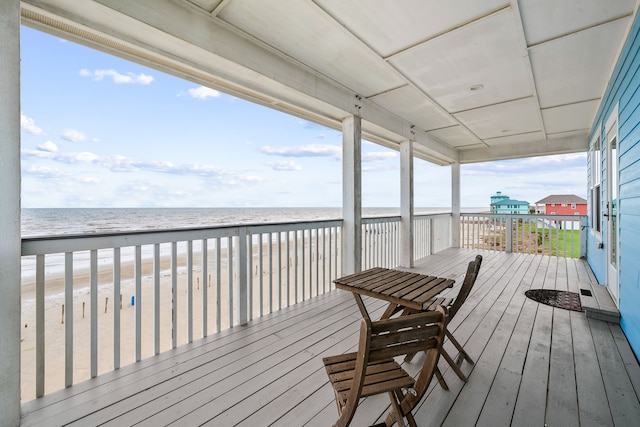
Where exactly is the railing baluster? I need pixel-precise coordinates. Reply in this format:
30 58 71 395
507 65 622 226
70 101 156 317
277 232 282 310
315 228 319 296
321 228 326 293
216 238 221 333
269 232 274 313
90 250 98 378
187 240 193 343
171 242 178 349
328 227 333 288
154 243 160 355
135 245 142 362
306 229 311 297
113 247 121 370
258 232 263 318
227 236 233 328
36 254 45 398
302 229 306 300
286 231 291 307
202 239 208 338
65 252 73 387
238 230 248 326
294 231 298 304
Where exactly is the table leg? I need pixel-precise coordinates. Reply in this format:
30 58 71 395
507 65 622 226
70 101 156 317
380 302 400 320
352 294 370 320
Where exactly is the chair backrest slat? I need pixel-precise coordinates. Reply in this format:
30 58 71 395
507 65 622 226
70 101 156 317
448 255 483 320
369 337 439 362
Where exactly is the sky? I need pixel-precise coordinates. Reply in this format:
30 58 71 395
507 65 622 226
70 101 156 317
20 26 588 209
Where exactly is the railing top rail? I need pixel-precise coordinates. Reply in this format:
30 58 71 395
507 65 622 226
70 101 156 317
461 213 587 220
21 218 344 255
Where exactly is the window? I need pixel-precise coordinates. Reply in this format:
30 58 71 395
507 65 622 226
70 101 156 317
571 203 576 209
561 203 567 207
590 133 602 237
551 203 555 207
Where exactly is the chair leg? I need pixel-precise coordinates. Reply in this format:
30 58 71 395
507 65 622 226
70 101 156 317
445 328 474 364
434 366 449 391
441 347 468 382
388 390 406 427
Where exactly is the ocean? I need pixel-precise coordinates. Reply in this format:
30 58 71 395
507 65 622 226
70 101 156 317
21 207 465 237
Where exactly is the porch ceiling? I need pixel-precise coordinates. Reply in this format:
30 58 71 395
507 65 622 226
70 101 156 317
20 0 638 165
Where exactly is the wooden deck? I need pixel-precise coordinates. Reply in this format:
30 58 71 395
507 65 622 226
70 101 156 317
21 249 640 426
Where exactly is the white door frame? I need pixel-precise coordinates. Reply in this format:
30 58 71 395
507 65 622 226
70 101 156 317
605 105 620 306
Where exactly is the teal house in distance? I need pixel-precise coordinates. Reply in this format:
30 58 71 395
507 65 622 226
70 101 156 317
490 191 530 214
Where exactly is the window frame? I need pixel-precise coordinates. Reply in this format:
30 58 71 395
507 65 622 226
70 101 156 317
590 130 602 240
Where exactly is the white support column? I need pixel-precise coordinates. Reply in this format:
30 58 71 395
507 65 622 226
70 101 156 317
400 140 414 267
451 162 461 248
342 115 362 275
0 1 22 425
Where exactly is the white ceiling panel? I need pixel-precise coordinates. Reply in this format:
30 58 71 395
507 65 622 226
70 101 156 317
427 126 480 148
483 131 546 147
313 0 508 57
369 85 456 131
186 0 224 13
454 97 541 139
547 129 589 140
542 100 599 134
519 0 636 45
389 8 532 113
530 18 631 108
218 0 405 97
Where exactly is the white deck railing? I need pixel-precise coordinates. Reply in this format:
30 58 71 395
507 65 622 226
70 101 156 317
460 213 587 258
21 212 588 401
20 213 452 401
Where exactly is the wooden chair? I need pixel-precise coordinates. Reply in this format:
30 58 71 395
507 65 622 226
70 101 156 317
406 255 483 390
323 307 446 427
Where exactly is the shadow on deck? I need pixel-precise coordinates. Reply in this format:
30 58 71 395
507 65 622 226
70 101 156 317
21 249 640 426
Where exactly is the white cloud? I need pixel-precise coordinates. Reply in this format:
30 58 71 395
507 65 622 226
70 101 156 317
37 141 59 152
22 165 66 177
22 147 264 186
61 128 89 142
187 86 221 100
267 160 303 171
21 114 45 135
260 144 341 159
75 176 100 183
80 68 154 85
22 148 99 163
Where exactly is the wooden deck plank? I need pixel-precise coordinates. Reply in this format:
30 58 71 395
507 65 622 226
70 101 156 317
570 310 614 427
546 308 579 427
511 302 552 427
474 252 543 426
590 318 640 426
609 323 640 396
19 250 640 427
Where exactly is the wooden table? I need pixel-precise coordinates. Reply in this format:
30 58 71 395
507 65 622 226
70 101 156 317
333 267 455 320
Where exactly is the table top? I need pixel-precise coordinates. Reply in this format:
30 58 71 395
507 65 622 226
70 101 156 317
333 267 455 312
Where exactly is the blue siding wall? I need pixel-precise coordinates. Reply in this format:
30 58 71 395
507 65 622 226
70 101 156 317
588 10 640 357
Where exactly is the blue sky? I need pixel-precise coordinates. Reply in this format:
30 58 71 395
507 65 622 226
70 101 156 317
20 26 587 209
